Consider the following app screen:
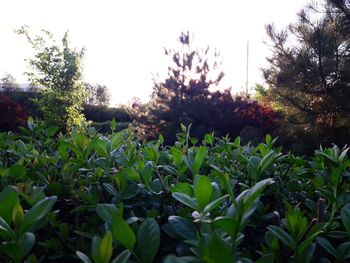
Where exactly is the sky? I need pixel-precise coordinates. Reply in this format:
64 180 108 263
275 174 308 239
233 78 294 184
0 0 310 105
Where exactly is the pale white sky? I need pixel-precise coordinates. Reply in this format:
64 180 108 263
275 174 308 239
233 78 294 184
0 0 309 105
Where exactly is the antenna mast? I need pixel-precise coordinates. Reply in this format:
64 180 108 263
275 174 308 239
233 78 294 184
245 41 249 98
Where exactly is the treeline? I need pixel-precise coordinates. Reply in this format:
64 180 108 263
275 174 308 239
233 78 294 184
0 90 131 132
1 0 350 154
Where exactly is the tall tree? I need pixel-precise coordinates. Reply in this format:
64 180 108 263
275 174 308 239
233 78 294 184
85 83 111 106
17 26 89 132
132 32 230 142
263 0 350 148
0 73 20 91
328 0 350 24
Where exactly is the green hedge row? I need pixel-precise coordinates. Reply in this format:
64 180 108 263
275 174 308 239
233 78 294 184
0 120 349 262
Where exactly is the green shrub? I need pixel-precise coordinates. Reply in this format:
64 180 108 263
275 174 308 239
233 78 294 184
17 27 89 133
83 105 132 123
0 120 349 262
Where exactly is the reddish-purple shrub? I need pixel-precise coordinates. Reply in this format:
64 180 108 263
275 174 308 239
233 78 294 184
0 95 28 132
132 93 281 144
233 98 281 134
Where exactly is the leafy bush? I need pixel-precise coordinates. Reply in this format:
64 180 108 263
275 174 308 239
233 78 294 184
132 95 281 145
0 120 349 262
0 95 28 132
0 91 132 125
83 105 132 123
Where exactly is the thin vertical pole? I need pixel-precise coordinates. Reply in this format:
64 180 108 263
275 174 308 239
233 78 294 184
245 41 249 98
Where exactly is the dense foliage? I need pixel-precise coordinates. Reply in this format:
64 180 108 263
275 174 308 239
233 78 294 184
263 0 350 150
17 27 89 133
1 2 350 261
0 119 349 262
0 90 130 127
83 105 131 124
83 105 131 134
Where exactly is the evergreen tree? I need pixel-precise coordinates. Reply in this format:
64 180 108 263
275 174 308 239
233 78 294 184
263 0 350 148
131 32 234 142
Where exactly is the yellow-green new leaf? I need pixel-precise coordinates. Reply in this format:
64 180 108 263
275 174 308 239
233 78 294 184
112 217 136 251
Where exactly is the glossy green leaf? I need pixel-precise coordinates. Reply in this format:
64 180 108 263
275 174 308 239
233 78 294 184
72 132 87 148
45 126 59 137
203 194 229 215
0 216 15 238
259 151 276 173
172 192 199 211
112 217 136 250
19 232 35 259
168 216 196 240
111 131 123 149
212 216 239 237
141 161 154 187
192 146 208 175
285 207 308 240
111 118 117 131
19 196 57 234
92 236 102 263
267 225 296 250
0 190 18 224
95 139 109 158
205 232 232 263
336 242 350 261
341 204 350 237
194 175 212 210
7 165 26 180
243 179 274 212
316 237 337 257
256 254 274 263
12 201 24 227
99 231 113 263
136 218 160 263
76 251 92 263
96 204 119 224
111 250 131 263
171 182 193 196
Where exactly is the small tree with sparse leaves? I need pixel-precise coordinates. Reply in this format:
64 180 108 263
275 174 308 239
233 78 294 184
17 26 89 132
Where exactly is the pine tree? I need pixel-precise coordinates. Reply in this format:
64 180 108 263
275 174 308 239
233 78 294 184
263 0 350 148
131 32 236 143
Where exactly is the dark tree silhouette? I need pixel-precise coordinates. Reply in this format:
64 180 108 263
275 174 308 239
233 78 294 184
132 32 280 143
